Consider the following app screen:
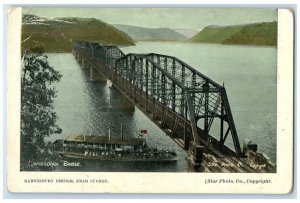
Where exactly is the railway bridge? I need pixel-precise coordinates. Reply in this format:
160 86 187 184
72 41 275 172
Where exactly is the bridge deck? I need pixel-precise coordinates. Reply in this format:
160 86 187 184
72 42 276 173
131 95 275 173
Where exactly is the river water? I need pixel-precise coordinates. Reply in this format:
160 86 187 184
47 42 277 172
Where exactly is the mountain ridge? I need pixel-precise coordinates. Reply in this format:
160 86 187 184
188 21 277 46
113 24 187 42
22 14 135 52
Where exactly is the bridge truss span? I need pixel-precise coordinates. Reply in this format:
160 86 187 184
145 53 242 155
73 41 243 167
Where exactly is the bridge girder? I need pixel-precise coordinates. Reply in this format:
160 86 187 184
73 40 242 156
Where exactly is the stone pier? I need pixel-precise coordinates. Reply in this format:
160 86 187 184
89 67 107 82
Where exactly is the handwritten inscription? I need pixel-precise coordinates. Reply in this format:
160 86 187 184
28 160 81 167
207 161 267 170
250 163 266 170
63 161 80 167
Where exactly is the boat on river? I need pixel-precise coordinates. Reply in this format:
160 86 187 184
54 132 177 162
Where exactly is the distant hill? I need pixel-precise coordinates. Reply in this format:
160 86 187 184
188 25 245 44
114 24 187 42
188 22 277 46
22 15 135 52
174 29 199 39
223 22 277 46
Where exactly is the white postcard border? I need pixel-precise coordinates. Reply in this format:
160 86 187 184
6 8 294 194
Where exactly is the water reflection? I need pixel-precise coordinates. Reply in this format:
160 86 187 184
47 42 277 172
48 53 188 172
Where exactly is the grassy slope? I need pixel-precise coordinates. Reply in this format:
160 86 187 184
188 22 277 46
223 22 277 46
22 15 135 52
188 25 244 43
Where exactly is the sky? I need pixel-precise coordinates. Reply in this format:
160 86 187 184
23 7 277 30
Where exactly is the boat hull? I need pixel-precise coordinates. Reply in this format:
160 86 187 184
56 151 177 163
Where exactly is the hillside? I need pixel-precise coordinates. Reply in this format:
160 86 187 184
22 15 135 52
223 22 277 46
174 29 199 38
114 24 187 42
189 25 244 44
188 22 277 46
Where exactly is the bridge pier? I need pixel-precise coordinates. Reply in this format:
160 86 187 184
187 145 205 172
72 49 75 57
89 67 107 82
75 52 80 62
81 58 89 70
116 93 135 112
70 41 277 173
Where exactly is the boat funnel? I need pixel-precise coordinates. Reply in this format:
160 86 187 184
121 123 124 141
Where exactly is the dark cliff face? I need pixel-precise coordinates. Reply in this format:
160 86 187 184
188 21 277 46
22 15 135 53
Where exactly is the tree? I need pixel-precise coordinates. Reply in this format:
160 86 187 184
21 40 62 170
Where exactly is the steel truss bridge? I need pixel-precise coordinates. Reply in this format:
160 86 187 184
73 40 245 170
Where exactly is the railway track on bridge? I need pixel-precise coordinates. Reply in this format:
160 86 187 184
72 40 276 173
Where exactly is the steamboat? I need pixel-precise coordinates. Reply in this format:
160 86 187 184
54 129 177 162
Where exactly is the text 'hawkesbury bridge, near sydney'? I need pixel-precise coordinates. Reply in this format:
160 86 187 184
72 40 276 173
